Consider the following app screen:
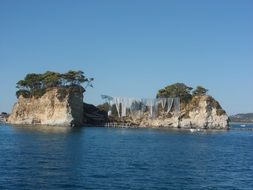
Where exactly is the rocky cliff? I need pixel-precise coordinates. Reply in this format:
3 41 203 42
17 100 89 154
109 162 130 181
109 96 229 129
178 95 229 129
8 87 83 126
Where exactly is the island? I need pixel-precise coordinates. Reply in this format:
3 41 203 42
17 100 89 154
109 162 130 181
8 71 99 126
7 71 229 129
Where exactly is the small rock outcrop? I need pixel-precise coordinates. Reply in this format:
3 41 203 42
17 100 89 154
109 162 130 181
0 112 9 123
8 87 83 126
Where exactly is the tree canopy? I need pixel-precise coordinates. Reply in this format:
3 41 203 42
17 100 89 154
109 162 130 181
157 83 193 102
157 83 208 103
16 70 93 98
192 86 208 96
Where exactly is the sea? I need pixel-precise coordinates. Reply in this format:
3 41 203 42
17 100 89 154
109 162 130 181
0 123 252 190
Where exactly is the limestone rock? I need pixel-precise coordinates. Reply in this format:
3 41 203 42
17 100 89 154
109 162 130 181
178 96 229 129
8 87 83 126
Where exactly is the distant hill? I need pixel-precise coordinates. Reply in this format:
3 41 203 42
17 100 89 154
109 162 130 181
230 113 253 123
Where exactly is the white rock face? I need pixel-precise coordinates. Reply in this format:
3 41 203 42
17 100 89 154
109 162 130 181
8 88 83 126
133 96 229 129
178 97 229 129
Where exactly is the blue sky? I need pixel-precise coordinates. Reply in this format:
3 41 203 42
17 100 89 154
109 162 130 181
0 0 252 115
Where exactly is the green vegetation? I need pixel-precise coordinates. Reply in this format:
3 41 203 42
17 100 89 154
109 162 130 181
16 70 93 98
157 83 208 103
157 83 193 103
192 86 208 96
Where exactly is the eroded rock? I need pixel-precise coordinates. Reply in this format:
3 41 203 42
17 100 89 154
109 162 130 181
8 87 83 127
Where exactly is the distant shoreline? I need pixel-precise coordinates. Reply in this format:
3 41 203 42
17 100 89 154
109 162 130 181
230 122 253 125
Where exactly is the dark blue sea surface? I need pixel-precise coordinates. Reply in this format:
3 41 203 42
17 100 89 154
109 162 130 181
0 124 253 190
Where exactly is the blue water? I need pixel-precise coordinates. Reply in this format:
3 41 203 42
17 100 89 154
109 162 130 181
0 124 253 190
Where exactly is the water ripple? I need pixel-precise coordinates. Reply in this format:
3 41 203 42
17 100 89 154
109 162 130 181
0 124 253 189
